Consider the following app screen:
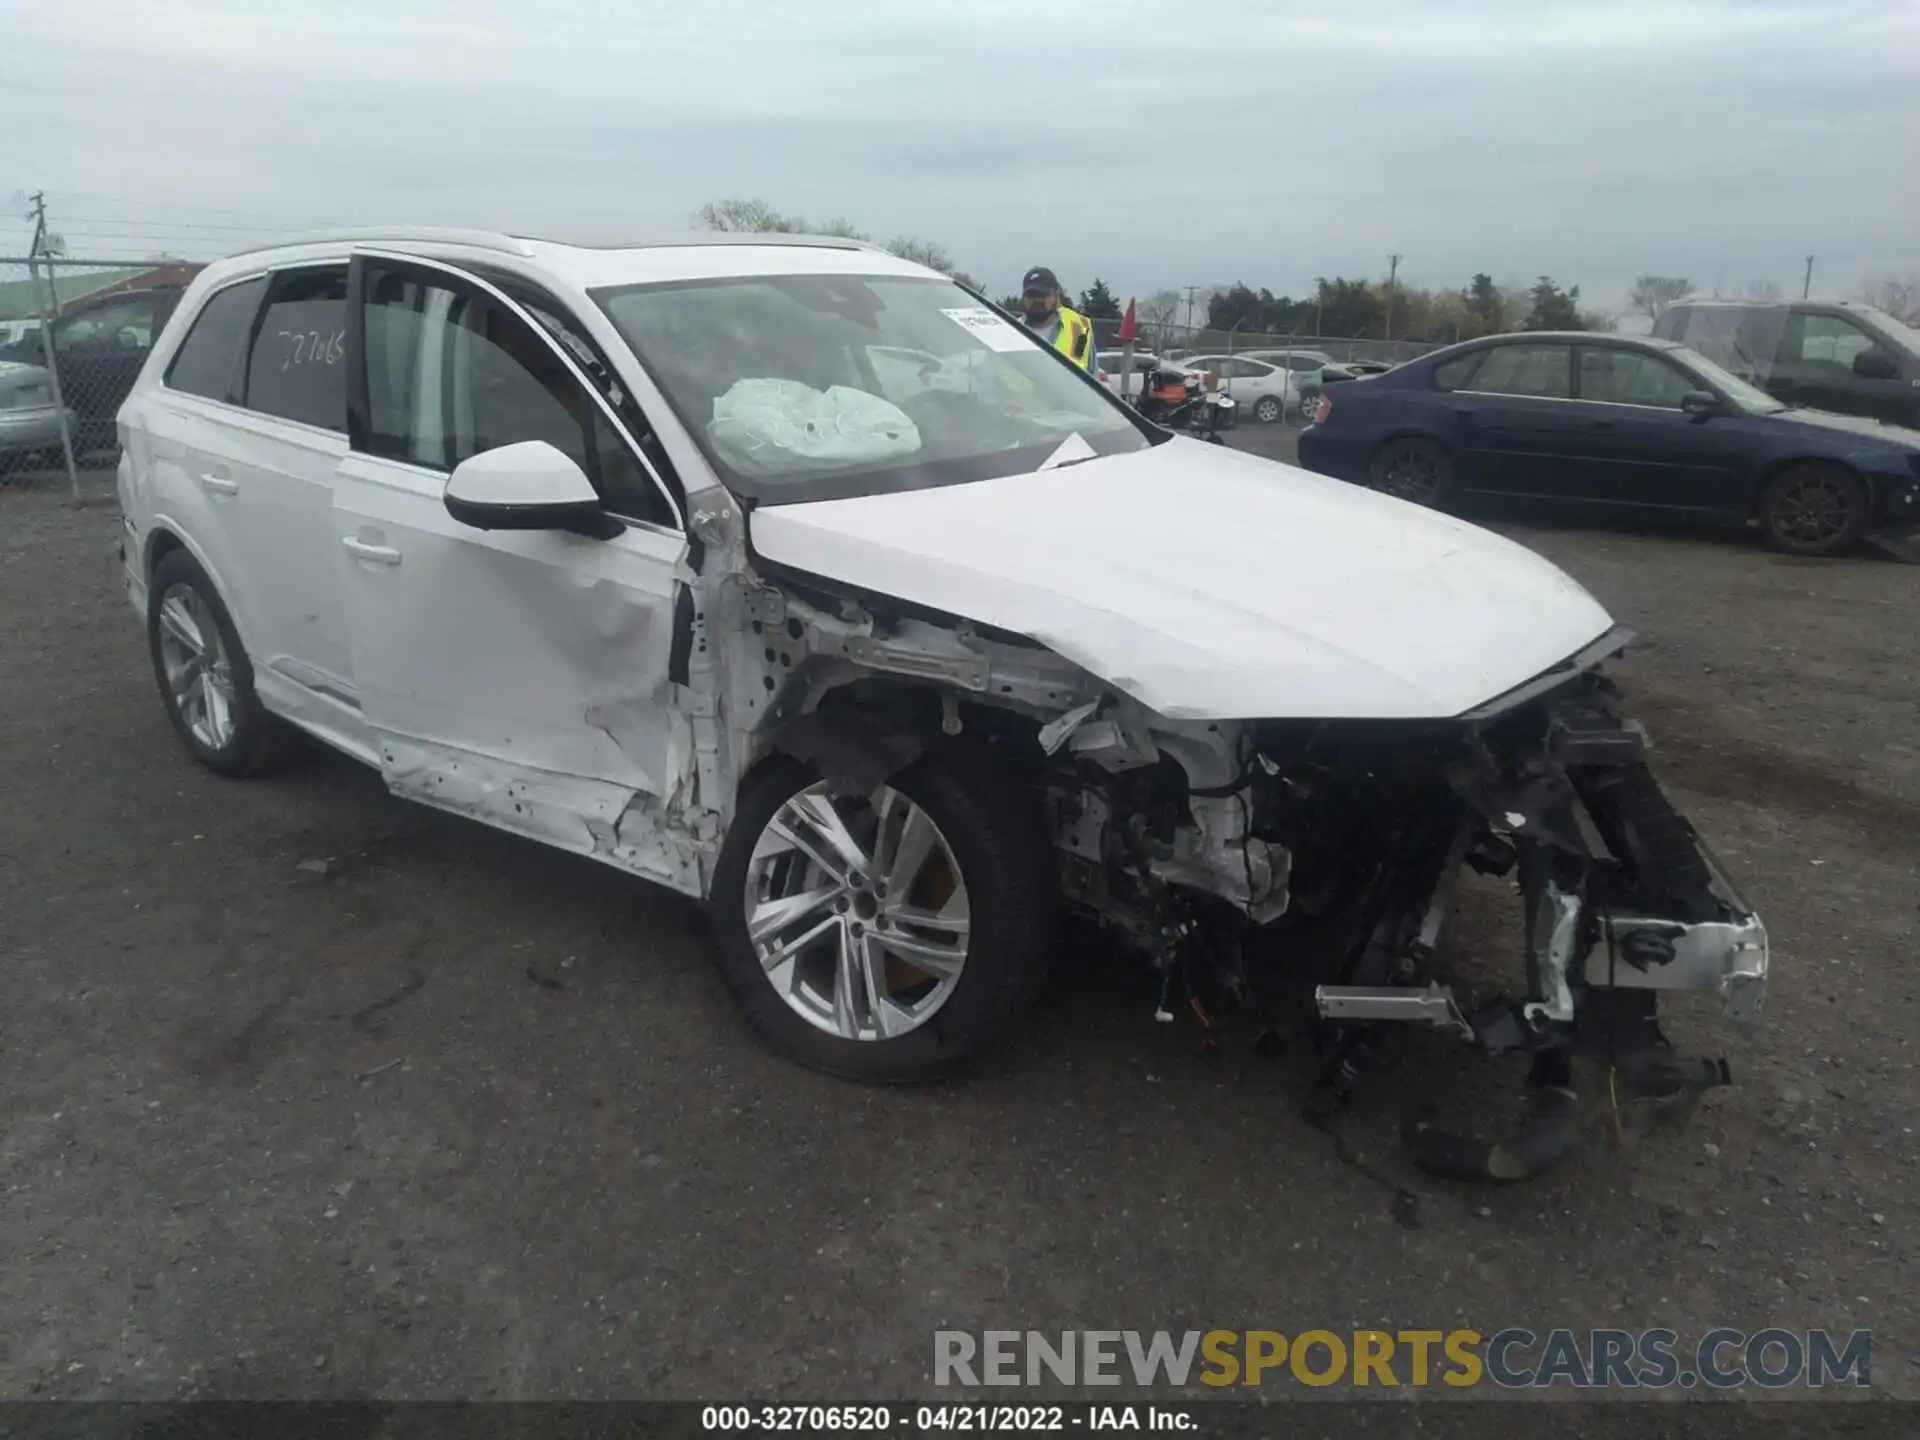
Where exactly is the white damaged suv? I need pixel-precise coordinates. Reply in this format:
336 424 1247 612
117 229 1766 1176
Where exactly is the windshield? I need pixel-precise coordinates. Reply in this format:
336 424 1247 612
1860 306 1920 355
593 274 1155 503
1672 345 1786 413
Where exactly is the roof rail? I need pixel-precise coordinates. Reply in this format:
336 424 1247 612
508 229 895 254
227 226 539 259
229 226 899 260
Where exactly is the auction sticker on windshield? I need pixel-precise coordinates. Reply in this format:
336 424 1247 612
942 307 1032 352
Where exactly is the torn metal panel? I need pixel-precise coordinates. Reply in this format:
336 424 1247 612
382 737 711 896
1147 791 1291 920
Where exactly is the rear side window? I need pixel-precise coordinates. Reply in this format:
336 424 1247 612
164 279 267 402
244 268 348 431
1431 352 1481 390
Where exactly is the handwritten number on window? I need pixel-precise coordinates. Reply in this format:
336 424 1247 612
276 328 346 370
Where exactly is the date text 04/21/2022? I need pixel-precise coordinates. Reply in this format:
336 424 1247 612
700 1405 1194 1432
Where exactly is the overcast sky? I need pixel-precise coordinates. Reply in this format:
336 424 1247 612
5 0 1916 315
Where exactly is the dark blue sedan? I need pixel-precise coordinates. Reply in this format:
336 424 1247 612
1295 332 1920 556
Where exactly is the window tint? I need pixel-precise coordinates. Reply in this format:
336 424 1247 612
1578 348 1696 408
360 268 672 526
1464 344 1571 398
1431 352 1481 390
244 269 347 431
1794 314 1876 370
165 278 266 402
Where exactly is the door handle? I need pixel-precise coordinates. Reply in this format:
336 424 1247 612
1587 419 1616 432
341 537 402 566
200 472 238 495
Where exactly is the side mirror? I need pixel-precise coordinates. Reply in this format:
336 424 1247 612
1852 348 1899 380
443 440 623 539
1680 391 1721 421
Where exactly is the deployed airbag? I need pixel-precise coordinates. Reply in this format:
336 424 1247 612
709 379 921 474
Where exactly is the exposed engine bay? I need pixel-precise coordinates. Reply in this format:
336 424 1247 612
745 568 1768 1185
1025 634 1767 1181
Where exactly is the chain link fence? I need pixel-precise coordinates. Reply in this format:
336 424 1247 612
0 256 200 498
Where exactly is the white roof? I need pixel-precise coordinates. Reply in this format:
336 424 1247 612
204 226 943 292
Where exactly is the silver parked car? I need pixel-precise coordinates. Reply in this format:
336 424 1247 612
0 360 73 465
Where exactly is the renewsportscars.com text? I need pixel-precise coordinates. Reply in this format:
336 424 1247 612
934 1328 1871 1391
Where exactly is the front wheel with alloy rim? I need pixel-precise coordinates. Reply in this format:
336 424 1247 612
147 548 296 777
1252 394 1283 424
1367 436 1453 507
709 750 1054 1082
1756 464 1867 557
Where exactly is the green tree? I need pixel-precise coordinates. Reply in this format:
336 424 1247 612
1521 276 1585 331
1206 283 1263 331
1462 273 1505 337
1315 277 1385 338
1078 278 1122 321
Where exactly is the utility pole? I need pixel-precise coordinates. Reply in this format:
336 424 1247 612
1384 253 1402 344
24 191 80 499
1802 255 1814 300
1181 285 1205 339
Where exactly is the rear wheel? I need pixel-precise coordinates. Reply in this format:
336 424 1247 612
1368 437 1453 507
147 549 297 777
1253 394 1283 424
708 748 1055 1082
1756 464 1867 556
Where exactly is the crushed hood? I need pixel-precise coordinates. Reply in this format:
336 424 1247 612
748 439 1616 720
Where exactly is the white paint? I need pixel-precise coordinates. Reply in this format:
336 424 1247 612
445 440 598 508
749 438 1615 720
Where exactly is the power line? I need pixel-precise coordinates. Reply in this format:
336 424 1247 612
48 189 343 226
51 216 343 235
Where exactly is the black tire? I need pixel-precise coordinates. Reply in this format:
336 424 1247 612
1756 464 1868 557
147 548 298 777
1253 394 1284 424
708 746 1056 1083
1368 436 1453 507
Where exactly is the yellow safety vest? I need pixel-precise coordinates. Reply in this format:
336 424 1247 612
1050 305 1095 370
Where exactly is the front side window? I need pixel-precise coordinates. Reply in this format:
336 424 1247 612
244 268 347 431
1465 344 1572 398
1577 348 1696 408
594 274 1154 504
165 278 267 402
360 267 672 526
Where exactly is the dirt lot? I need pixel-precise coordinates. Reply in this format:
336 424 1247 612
1 439 1915 1404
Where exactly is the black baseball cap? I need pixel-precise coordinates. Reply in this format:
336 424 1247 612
1021 266 1061 294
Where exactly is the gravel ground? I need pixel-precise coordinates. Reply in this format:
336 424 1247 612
1 441 1915 1405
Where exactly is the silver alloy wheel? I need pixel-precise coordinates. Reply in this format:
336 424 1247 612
1254 394 1283 423
744 780 970 1042
156 582 237 750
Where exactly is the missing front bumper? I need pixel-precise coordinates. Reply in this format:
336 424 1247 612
1585 841 1769 1025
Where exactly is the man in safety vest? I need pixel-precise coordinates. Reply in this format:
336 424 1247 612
1018 266 1097 373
